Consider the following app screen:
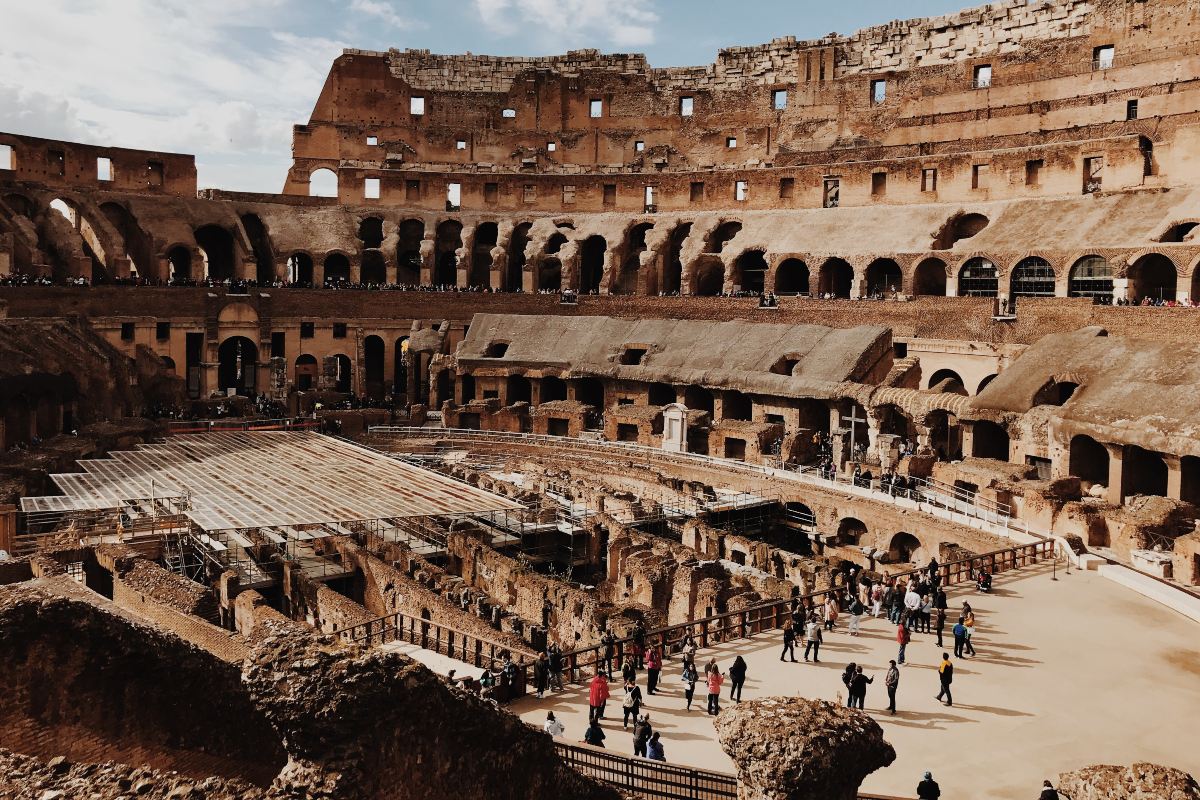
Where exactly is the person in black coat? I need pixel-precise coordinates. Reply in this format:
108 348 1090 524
917 771 941 799
728 656 748 701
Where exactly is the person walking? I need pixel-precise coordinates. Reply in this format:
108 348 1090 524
646 731 666 762
849 594 864 636
588 671 610 722
631 621 647 668
934 606 947 649
632 713 653 758
1038 779 1061 800
841 662 857 705
706 667 724 715
548 644 564 691
804 615 823 662
849 665 873 710
729 656 748 702
896 621 911 664
533 652 550 699
681 633 698 664
622 655 638 684
544 711 565 738
871 581 884 618
917 771 941 799
935 653 954 706
601 629 617 678
621 679 643 729
919 594 933 633
681 658 698 711
781 624 797 661
962 603 977 656
952 617 968 658
884 659 900 714
646 645 662 695
583 718 606 748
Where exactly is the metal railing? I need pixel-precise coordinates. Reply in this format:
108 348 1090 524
554 741 737 800
367 427 1026 535
165 417 319 434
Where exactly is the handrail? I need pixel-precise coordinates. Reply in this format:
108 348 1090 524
165 417 319 434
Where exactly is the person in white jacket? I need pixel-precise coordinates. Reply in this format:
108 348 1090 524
544 711 566 738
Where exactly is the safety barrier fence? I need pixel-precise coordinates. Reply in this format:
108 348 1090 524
165 417 319 434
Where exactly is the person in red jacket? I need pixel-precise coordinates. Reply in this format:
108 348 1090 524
706 667 724 715
646 645 663 695
589 671 610 723
896 622 911 664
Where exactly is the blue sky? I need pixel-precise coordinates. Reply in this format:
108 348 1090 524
0 0 972 192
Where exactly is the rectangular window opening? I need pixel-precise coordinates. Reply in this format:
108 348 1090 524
871 171 887 197
973 64 992 89
97 157 113 182
871 79 887 105
972 163 989 190
447 182 461 210
410 96 426 115
48 149 65 177
562 185 576 205
364 178 380 199
1126 99 1139 120
405 179 420 201
300 322 315 339
1025 159 1043 187
1084 156 1104 194
502 108 517 118
547 141 556 152
0 144 13 171
644 185 656 211
484 182 499 204
1093 45 1115 70
602 183 616 207
271 331 285 359
120 322 134 341
921 168 938 192
522 184 536 203
333 323 348 339
456 139 467 150
635 140 645 152
779 177 794 199
156 321 170 340
726 137 737 149
690 181 704 202
146 161 164 187
735 180 748 202
366 135 378 146
773 89 788 110
822 178 840 208
590 99 603 118
680 96 694 116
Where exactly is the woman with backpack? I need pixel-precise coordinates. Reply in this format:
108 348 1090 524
621 679 643 729
681 658 698 711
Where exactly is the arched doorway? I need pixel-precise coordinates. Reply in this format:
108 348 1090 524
663 223 690 295
1127 253 1176 302
708 221 742 253
927 369 967 396
734 250 767 294
693 261 724 296
287 253 313 285
1068 255 1112 302
240 213 276 284
471 222 498 288
506 222 533 291
538 258 562 291
580 235 606 293
396 219 424 284
295 354 318 391
364 336 385 400
836 517 867 545
507 375 532 404
357 217 384 249
540 376 567 403
323 253 350 285
1069 435 1108 486
435 220 463 285
576 377 605 410
167 246 192 283
912 258 947 296
817 259 853 298
971 421 1010 461
308 168 338 197
393 337 409 398
958 257 998 297
195 225 235 282
616 223 652 295
360 250 386 285
774 258 809 295
332 354 353 394
1010 257 1056 306
218 337 258 395
1122 446 1167 498
925 409 962 461
887 532 921 564
864 258 902 297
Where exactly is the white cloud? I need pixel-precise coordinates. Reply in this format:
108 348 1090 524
473 0 659 50
349 0 420 29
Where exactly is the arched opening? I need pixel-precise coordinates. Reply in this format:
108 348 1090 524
2 396 33 449
1159 221 1198 243
471 222 498 288
393 338 409 398
308 168 338 197
663 223 690 295
434 370 452 406
1068 255 1112 301
333 354 353 394
926 369 967 395
648 382 675 406
323 252 350 285
836 517 867 546
1180 456 1200 506
360 250 386 285
576 377 605 410
101 202 156 280
506 375 532 405
708 221 742 253
734 250 767 295
160 356 177 374
683 385 714 414
364 336 385 399
540 376 567 403
864 258 902 297
958 257 998 297
933 212 989 250
971 420 1010 461
817 258 853 298
1128 253 1176 303
434 220 463 285
977 374 998 394
912 258 947 296
287 253 313 285
195 225 235 282
507 222 532 291
774 258 809 295
796 398 830 436
240 214 276 284
460 374 476 403
723 390 752 421
167 246 192 282
217 337 258 395
295 354 318 391
1010 256 1056 304
580 235 606 293
538 258 562 291
876 404 912 438
925 409 962 461
357 217 384 249
616 223 653 295
396 219 424 284
1069 435 1108 486
1033 379 1079 407
693 261 724 296
887 532 921 564
1122 446 1167 498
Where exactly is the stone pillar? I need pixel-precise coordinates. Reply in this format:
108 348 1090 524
716 697 895 800
945 275 959 297
1106 443 1125 506
661 403 686 453
1112 277 1131 303
1166 454 1183 500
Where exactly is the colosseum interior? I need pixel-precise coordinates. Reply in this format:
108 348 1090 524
3 1 1200 799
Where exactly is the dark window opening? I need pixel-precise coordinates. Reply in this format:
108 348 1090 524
484 342 509 358
121 322 134 341
620 347 647 365
300 322 314 339
332 323 348 339
156 321 170 340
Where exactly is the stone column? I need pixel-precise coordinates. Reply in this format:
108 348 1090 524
945 275 959 297
1166 454 1183 500
1106 443 1125 506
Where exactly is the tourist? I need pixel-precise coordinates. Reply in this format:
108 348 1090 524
903 584 922 627
1038 779 1061 800
706 666 724 715
646 731 666 762
804 615 823 662
621 679 643 729
885 659 900 714
841 662 857 703
583 718 606 749
896 621 911 664
646 644 662 695
544 711 565 738
917 771 942 799
935 652 954 706
781 622 797 661
962 602 977 656
848 593 864 636
632 713 653 757
729 655 748 702
952 616 968 658
934 604 947 648
632 621 647 668
533 652 549 698
548 643 564 691
601 629 617 678
824 595 839 630
622 655 638 684
588 671 610 722
871 581 884 617
681 658 698 711
849 665 873 709
681 632 698 663
889 583 905 624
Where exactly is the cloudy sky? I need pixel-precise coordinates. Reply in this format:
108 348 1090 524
0 0 969 193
